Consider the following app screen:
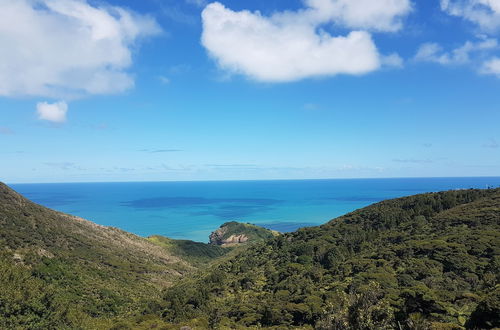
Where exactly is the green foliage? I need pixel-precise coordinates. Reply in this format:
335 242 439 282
0 182 220 328
161 188 500 328
2 182 499 329
148 235 229 267
466 286 500 329
0 252 57 329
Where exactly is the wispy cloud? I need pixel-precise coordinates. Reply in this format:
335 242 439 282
206 164 261 170
303 103 322 111
157 0 203 25
483 138 499 148
0 127 14 135
139 149 183 153
185 0 207 7
158 76 171 84
336 164 386 172
44 162 86 170
161 164 196 172
205 164 316 172
0 150 25 155
435 0 500 78
114 167 137 172
393 158 433 164
206 164 258 168
169 64 192 75
92 123 109 131
480 57 500 77
414 38 498 65
440 0 500 33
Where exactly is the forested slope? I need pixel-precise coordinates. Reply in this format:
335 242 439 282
162 188 500 329
2 182 498 329
0 182 220 328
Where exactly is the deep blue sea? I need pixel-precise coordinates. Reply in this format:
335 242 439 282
11 177 500 242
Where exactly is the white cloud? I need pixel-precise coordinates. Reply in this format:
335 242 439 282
158 76 171 84
201 1 410 82
425 2 500 77
481 57 500 76
441 0 500 33
0 0 160 99
36 101 68 123
414 38 498 65
382 53 405 67
305 0 412 32
185 0 207 7
415 43 458 64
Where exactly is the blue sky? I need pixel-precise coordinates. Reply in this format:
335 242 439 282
0 0 499 183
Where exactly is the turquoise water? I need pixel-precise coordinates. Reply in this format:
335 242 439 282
11 177 500 242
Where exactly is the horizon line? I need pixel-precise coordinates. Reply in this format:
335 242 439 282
6 175 500 185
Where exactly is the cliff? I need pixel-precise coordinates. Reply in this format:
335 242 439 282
209 221 277 246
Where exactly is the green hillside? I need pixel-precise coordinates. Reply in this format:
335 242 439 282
161 188 500 329
1 182 499 329
0 183 222 328
148 235 229 267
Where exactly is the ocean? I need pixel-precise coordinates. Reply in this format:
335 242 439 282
11 177 500 243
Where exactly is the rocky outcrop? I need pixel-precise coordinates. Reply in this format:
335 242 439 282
210 225 249 246
209 224 227 245
210 231 248 246
209 221 276 247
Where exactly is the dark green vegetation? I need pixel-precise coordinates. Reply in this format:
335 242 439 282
162 188 500 329
0 183 222 328
1 182 499 329
148 235 229 267
209 221 278 246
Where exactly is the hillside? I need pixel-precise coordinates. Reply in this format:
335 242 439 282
0 182 222 328
2 182 499 329
148 235 229 267
161 188 500 329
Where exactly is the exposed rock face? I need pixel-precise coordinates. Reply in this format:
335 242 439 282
209 224 228 245
209 221 276 247
209 226 249 246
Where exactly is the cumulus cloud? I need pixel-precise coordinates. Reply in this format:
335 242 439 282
36 101 68 123
414 38 498 66
201 1 410 82
481 56 500 76
441 0 500 33
0 0 160 99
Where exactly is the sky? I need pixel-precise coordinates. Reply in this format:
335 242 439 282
0 0 499 183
